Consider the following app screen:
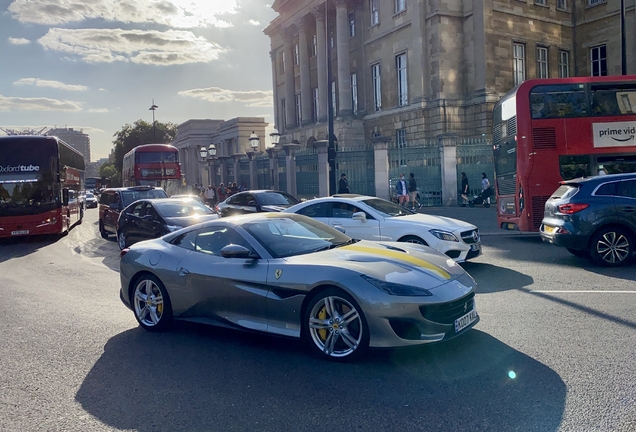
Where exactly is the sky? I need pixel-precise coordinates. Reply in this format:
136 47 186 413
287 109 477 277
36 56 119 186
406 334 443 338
0 0 278 161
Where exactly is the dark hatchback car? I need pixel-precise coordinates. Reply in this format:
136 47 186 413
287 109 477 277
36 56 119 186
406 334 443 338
116 197 218 249
98 186 168 239
215 190 300 218
540 173 636 267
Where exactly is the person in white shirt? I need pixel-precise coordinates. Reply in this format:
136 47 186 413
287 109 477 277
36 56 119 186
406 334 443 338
204 184 217 206
481 173 491 205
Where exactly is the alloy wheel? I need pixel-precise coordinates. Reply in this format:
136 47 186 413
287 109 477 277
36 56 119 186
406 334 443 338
308 295 364 358
133 279 165 328
594 230 631 265
118 231 127 250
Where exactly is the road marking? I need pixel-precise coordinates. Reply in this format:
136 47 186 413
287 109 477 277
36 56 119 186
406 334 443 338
530 290 636 294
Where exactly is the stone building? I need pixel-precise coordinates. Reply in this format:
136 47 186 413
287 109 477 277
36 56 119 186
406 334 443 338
47 127 91 163
173 117 268 188
264 0 636 200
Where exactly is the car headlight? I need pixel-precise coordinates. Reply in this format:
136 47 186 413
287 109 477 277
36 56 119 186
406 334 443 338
429 229 459 242
361 275 432 296
166 225 183 232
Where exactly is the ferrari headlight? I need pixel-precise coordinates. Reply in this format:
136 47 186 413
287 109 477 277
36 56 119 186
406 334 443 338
166 225 183 232
361 275 432 296
429 229 458 242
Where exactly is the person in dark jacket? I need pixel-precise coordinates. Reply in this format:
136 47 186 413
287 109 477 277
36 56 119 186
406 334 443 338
338 173 350 194
461 172 470 207
408 173 422 210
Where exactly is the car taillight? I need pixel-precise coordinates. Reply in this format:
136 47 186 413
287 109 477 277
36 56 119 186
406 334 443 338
557 203 589 214
120 248 129 258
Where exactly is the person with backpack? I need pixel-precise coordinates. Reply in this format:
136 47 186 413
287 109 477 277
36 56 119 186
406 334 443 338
408 173 422 210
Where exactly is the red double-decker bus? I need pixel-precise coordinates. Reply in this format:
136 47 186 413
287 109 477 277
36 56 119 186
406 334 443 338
493 75 636 232
122 144 181 195
0 135 85 238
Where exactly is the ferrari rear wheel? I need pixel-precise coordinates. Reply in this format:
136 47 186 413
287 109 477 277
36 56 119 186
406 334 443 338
132 274 173 331
304 289 369 361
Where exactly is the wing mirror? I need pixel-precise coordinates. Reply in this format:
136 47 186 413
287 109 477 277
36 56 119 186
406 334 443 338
221 244 259 259
109 203 119 210
333 226 346 234
352 211 366 221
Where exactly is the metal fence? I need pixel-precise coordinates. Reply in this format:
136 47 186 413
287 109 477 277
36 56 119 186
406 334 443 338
388 139 442 206
456 137 495 205
336 143 375 197
295 147 319 199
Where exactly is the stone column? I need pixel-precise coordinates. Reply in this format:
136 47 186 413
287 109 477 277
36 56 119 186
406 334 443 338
232 154 244 186
219 157 230 185
313 5 328 122
297 19 312 125
266 147 280 190
438 134 458 206
282 30 297 128
283 143 301 196
314 140 330 197
372 138 391 201
335 0 352 116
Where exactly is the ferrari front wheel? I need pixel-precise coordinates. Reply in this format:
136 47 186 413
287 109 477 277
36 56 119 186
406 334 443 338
304 289 369 361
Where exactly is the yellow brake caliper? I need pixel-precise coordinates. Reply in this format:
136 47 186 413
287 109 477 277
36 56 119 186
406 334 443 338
318 306 327 341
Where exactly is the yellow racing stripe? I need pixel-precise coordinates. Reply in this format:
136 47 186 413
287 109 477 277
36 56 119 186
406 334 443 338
340 244 451 280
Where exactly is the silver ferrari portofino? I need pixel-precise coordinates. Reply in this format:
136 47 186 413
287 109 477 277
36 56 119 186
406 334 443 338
119 213 479 360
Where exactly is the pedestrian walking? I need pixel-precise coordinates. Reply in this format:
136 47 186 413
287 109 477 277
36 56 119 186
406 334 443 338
481 172 491 205
396 174 408 206
461 172 470 207
216 183 227 202
338 173 350 194
204 184 217 207
408 173 422 210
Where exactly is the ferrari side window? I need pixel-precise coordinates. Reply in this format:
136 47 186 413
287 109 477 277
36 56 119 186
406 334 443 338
195 227 250 256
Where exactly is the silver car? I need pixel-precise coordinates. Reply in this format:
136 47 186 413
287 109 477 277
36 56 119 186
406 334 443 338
119 213 479 361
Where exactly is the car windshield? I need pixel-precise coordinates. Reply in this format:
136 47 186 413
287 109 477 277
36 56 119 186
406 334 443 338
244 215 352 258
120 189 168 206
361 198 414 217
154 201 213 218
258 192 300 206
86 193 95 199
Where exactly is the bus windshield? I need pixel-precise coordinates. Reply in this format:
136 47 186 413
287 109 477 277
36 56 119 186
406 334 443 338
0 140 59 217
136 152 178 163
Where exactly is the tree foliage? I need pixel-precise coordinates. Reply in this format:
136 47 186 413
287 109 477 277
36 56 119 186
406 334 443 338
112 120 178 174
99 161 117 178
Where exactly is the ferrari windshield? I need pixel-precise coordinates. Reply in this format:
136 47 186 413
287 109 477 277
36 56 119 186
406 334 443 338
244 215 351 258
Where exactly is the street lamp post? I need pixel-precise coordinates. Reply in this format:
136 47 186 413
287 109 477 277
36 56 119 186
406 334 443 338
268 127 281 190
149 99 158 142
207 143 217 186
621 0 626 75
199 145 208 187
248 131 261 190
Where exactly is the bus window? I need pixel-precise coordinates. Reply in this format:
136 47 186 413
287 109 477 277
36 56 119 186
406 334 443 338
530 84 587 119
590 83 636 115
559 155 591 180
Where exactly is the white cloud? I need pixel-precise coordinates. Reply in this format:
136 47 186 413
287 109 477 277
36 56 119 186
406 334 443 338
8 37 31 45
8 0 238 28
178 87 273 107
14 78 88 92
248 19 260 26
88 108 109 113
0 95 82 112
98 88 107 92
37 28 226 65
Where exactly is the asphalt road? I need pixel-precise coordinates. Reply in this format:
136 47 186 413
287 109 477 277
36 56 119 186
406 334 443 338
1 210 635 432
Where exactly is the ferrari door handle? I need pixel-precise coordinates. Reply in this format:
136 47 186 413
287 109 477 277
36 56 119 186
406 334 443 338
179 267 190 276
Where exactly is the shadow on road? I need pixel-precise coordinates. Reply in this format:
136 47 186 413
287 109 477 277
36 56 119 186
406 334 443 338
461 262 534 294
76 326 565 432
0 234 59 263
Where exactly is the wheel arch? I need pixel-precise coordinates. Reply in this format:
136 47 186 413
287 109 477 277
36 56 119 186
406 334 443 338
127 270 163 305
397 234 429 246
587 222 636 248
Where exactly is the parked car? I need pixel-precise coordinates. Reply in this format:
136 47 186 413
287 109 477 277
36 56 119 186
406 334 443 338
540 173 636 267
116 197 218 249
84 192 98 209
215 190 300 217
283 195 481 262
170 194 206 206
98 186 168 239
119 213 479 361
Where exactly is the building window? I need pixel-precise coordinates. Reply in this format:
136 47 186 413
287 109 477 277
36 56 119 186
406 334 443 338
396 53 408 106
350 73 358 114
281 99 287 129
312 34 317 57
590 45 607 76
396 129 407 148
331 81 337 114
535 0 546 5
349 11 355 37
295 93 302 125
372 63 382 111
395 0 406 13
312 87 319 121
588 0 605 5
557 0 567 10
513 43 526 86
559 50 569 78
294 43 299 65
280 51 285 73
370 0 379 26
537 46 548 79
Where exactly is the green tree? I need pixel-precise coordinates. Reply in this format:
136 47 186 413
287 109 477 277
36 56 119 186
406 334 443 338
99 161 117 178
112 120 178 175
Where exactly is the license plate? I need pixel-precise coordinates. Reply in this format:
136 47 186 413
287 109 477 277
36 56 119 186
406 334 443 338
543 225 557 234
470 243 480 251
11 230 29 235
454 308 478 333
